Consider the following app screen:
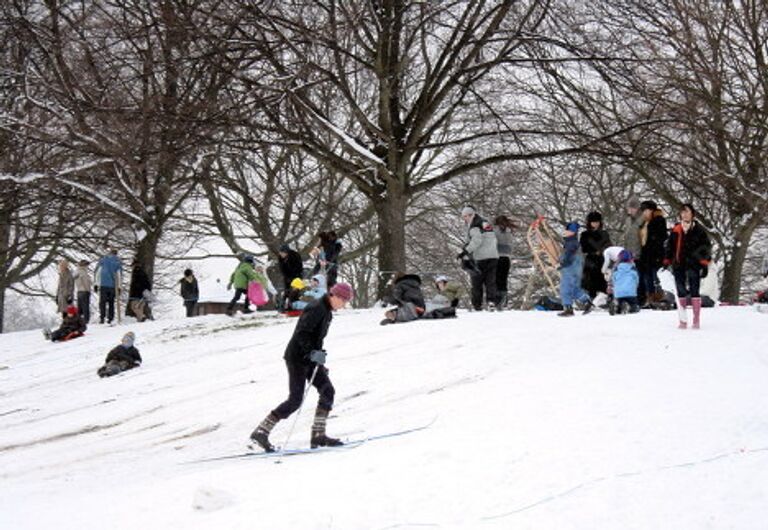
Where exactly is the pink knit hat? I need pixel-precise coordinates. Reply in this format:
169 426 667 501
330 282 354 302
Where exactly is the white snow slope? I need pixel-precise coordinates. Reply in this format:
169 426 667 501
1 307 767 530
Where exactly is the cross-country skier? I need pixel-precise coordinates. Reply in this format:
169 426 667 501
250 282 355 452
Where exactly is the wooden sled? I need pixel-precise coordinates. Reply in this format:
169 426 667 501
526 215 561 298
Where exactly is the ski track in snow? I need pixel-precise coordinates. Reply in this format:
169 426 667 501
1 307 768 529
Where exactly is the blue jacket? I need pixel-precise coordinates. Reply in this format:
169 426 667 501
560 235 580 268
613 262 639 298
97 255 123 288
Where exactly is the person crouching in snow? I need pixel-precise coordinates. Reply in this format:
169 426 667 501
612 250 640 314
663 203 712 329
558 221 594 317
293 274 327 311
432 275 464 309
98 332 142 378
283 277 308 311
380 272 426 325
43 305 87 342
250 282 355 452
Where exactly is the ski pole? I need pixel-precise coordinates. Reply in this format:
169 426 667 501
278 363 320 457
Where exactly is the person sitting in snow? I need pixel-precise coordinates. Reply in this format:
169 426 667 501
611 250 640 315
97 332 142 378
293 274 327 311
432 275 464 309
558 221 594 317
282 277 307 311
43 305 87 342
380 272 426 325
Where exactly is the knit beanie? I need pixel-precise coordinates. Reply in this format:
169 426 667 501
330 282 354 302
618 249 633 263
461 206 476 217
121 332 135 348
565 221 580 233
290 277 305 289
66 306 78 316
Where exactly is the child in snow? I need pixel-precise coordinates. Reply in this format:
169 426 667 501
283 277 307 311
250 283 355 453
381 272 426 325
293 274 327 311
611 250 640 314
179 268 199 317
44 306 87 342
73 259 93 323
663 203 712 329
97 332 142 378
558 221 594 317
432 275 464 309
226 255 273 315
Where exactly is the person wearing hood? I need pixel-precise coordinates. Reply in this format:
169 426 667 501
612 250 640 315
558 222 594 317
579 211 612 298
73 260 93 323
381 272 426 325
293 274 328 311
638 200 668 305
663 203 712 329
56 259 75 318
127 260 152 322
97 332 142 378
459 206 499 311
226 254 261 316
179 269 199 317
93 249 123 325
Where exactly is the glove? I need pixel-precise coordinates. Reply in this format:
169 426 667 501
450 298 459 308
94 286 99 293
309 349 327 365
700 266 708 278
226 282 232 291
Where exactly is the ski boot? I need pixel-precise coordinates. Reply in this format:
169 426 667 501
249 413 279 453
310 407 343 449
557 306 575 317
691 297 702 329
582 301 594 315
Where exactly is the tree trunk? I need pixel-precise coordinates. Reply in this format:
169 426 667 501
0 286 5 334
720 230 754 304
374 188 409 299
134 230 162 288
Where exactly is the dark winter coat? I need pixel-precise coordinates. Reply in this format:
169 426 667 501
105 345 142 366
390 274 426 309
321 240 342 265
57 314 87 335
284 295 333 364
179 277 199 302
664 222 712 271
640 212 668 269
278 250 304 286
129 267 152 299
580 228 612 256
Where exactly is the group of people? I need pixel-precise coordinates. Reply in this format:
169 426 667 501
556 199 712 329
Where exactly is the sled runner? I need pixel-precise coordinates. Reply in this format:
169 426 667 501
525 215 561 297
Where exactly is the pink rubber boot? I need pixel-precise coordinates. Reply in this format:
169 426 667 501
691 297 702 329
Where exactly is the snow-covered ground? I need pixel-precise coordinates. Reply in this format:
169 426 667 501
1 306 767 530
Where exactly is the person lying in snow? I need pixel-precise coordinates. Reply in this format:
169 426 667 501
432 275 464 308
97 332 142 378
43 305 87 342
381 272 426 325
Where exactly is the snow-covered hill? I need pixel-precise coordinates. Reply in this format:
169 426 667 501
1 307 767 529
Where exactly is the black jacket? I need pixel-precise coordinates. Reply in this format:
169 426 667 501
640 213 668 268
105 345 142 366
129 267 152 299
284 295 333 363
390 274 425 309
665 222 711 270
278 250 304 286
179 277 199 301
580 229 612 256
58 314 87 335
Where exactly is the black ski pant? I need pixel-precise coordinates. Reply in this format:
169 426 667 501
674 267 702 299
496 256 511 293
582 254 608 298
470 258 498 310
99 287 115 323
272 359 335 419
184 300 197 317
227 288 251 313
77 291 91 323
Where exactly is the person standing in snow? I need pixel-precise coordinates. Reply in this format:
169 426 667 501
580 211 612 298
97 332 142 378
558 221 594 317
277 243 305 305
250 282 355 453
494 215 514 308
93 249 123 325
638 201 668 306
311 231 342 288
73 260 93 323
612 250 640 314
179 269 199 317
623 197 643 259
380 272 426 325
56 259 75 318
459 206 499 311
226 254 259 315
127 260 152 322
663 203 712 329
